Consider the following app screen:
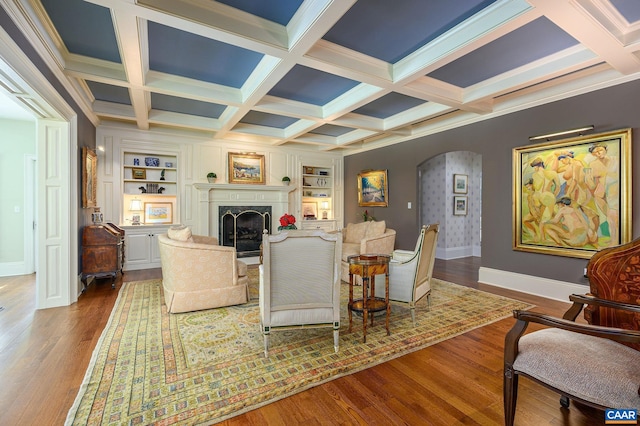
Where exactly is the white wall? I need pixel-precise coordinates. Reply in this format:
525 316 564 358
0 118 35 275
96 123 344 234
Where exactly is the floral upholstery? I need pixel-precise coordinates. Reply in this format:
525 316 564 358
158 232 248 313
340 220 396 283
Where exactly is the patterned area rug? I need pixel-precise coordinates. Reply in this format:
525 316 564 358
66 270 532 425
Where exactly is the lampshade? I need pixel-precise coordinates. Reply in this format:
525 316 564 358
129 199 143 211
321 201 329 210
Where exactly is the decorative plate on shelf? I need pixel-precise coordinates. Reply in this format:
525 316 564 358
145 157 160 167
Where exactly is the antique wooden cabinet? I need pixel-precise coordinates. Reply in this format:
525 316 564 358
81 223 125 290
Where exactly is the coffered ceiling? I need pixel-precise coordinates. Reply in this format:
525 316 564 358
6 0 640 152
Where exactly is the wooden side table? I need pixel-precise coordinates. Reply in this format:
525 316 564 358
347 254 391 343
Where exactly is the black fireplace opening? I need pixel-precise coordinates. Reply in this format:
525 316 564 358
219 206 272 258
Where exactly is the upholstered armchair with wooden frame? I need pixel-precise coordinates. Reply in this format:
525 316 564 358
504 294 640 426
374 224 439 326
259 229 342 358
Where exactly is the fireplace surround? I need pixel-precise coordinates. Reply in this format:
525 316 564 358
193 183 295 258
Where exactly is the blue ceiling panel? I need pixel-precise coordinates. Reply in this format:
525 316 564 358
309 124 354 137
239 111 298 128
610 0 640 23
216 0 304 25
323 0 497 63
40 0 121 63
428 17 579 87
87 81 131 105
151 93 226 119
268 65 359 105
354 92 426 119
147 22 263 88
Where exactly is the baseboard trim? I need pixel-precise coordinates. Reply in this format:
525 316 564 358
0 261 27 277
478 267 588 302
436 245 476 260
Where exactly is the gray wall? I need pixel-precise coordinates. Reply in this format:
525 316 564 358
345 79 640 285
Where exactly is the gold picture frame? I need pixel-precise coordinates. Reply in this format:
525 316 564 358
513 128 632 259
357 169 388 207
144 202 173 224
228 152 265 184
82 147 97 208
132 168 146 179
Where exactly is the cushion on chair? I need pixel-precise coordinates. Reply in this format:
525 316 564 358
237 260 247 277
365 220 386 238
168 225 194 242
344 222 368 244
513 328 640 409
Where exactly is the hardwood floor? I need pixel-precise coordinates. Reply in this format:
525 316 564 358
0 259 604 425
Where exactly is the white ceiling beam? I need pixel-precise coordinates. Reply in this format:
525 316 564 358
529 0 640 74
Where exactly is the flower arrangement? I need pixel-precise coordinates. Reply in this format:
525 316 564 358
278 213 297 230
361 210 375 222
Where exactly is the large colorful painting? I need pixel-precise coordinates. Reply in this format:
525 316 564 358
513 128 632 258
357 169 388 207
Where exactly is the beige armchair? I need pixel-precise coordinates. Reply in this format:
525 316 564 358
158 228 249 313
374 224 439 325
259 229 342 357
340 220 396 283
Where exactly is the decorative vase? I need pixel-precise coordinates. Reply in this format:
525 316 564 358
208 177 216 183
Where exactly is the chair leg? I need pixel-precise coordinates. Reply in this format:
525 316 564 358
263 334 269 358
560 395 570 408
410 307 416 327
333 327 339 353
504 366 518 426
426 293 431 311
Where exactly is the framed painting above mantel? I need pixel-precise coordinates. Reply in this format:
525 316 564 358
228 152 265 185
513 128 632 259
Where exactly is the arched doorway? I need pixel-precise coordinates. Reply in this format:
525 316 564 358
418 151 482 259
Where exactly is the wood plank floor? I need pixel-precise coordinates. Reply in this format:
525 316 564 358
0 258 604 425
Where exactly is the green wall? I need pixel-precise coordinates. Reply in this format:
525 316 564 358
0 118 36 264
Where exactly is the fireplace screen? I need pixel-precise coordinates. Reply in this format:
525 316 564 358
219 206 271 257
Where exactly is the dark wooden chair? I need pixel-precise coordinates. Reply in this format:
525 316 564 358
585 237 640 351
503 294 640 425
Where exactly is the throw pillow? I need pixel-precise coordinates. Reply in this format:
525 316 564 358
167 225 194 242
345 221 368 244
365 220 386 238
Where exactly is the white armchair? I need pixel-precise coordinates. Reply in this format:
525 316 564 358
259 229 342 357
375 224 439 325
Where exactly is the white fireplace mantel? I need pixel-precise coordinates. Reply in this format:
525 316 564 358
193 183 296 238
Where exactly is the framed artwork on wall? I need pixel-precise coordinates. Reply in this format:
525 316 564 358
453 174 468 194
228 152 265 184
302 202 318 219
453 196 467 215
82 147 97 208
513 128 632 259
144 202 173 224
357 169 388 207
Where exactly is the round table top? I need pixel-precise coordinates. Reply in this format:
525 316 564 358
347 254 391 265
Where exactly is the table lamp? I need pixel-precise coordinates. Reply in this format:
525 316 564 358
129 198 143 225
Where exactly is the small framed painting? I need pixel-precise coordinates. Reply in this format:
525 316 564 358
132 168 146 179
302 202 318 219
453 174 468 194
144 202 173 224
454 196 467 215
228 152 265 184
